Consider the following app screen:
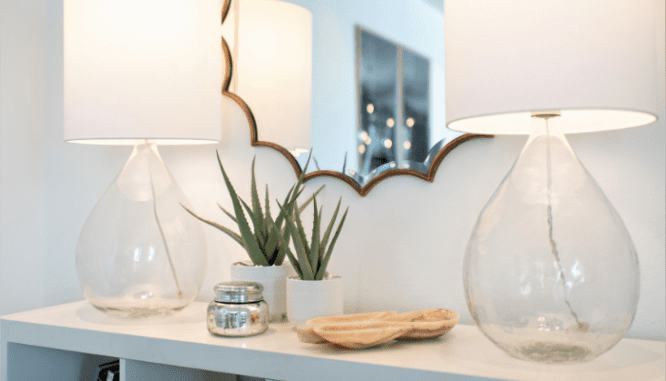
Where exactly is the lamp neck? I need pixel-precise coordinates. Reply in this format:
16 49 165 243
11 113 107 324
522 111 573 154
127 140 160 160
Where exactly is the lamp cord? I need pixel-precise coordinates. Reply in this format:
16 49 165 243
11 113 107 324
149 156 184 298
545 119 589 332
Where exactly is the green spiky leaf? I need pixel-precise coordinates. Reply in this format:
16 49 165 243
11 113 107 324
316 206 348 280
249 157 265 240
297 185 324 215
292 198 310 258
278 201 314 280
316 205 324 271
264 185 272 225
183 150 320 267
310 197 321 274
277 190 349 281
320 197 342 255
182 204 244 247
263 211 279 253
218 203 237 223
239 197 267 248
271 223 302 279
273 225 290 265
216 152 268 266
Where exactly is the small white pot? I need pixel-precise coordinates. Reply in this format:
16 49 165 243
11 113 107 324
230 262 287 322
286 276 343 325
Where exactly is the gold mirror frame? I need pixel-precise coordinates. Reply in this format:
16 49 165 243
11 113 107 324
221 0 491 196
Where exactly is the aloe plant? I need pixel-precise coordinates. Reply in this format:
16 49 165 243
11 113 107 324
275 196 349 280
183 151 321 266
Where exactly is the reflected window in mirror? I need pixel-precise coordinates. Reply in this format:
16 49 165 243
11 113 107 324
354 27 432 187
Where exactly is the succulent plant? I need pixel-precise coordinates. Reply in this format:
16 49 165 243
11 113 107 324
275 195 349 280
183 151 321 266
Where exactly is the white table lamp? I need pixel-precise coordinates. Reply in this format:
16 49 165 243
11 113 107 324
64 0 222 317
445 0 659 362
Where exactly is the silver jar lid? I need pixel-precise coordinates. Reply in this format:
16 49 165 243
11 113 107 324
213 281 264 303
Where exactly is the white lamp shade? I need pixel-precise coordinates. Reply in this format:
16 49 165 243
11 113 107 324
233 0 312 152
64 0 222 145
445 0 659 135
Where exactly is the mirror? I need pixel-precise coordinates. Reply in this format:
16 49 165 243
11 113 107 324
221 0 490 196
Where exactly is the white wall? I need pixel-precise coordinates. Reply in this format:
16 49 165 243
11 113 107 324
1 0 47 315
1 2 664 372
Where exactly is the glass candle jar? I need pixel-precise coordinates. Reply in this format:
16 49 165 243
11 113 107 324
207 281 269 337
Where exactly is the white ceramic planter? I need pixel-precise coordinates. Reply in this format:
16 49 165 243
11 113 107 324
286 276 343 325
230 262 287 322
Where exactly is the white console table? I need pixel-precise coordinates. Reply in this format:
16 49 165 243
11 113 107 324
1 301 664 381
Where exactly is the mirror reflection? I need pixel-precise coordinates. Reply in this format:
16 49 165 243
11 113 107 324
224 0 486 194
354 27 432 181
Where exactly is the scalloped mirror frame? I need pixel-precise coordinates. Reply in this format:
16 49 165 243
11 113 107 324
220 0 492 196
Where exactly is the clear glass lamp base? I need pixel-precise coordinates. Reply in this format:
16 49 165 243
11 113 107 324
76 142 207 319
463 115 639 363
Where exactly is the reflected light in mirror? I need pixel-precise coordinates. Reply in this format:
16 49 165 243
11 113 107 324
231 0 312 152
366 103 375 114
403 141 412 150
384 139 393 148
406 117 415 127
387 118 395 127
358 145 366 154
